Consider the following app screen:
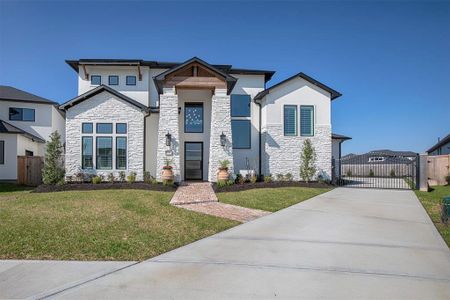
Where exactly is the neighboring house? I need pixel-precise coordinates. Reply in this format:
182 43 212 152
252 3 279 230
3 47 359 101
427 134 450 155
0 86 65 180
340 149 417 177
60 57 349 182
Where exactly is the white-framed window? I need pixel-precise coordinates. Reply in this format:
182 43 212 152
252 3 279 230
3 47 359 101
368 157 385 162
81 122 128 170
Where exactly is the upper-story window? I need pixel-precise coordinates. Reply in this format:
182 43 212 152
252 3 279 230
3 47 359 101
91 75 101 85
96 123 113 134
231 95 251 117
9 107 35 122
126 76 136 86
82 122 93 134
108 75 119 86
185 103 203 133
283 105 297 136
300 105 314 136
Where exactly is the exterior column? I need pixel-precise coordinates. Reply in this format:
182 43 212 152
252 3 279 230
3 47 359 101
419 153 428 191
156 88 181 182
208 88 234 182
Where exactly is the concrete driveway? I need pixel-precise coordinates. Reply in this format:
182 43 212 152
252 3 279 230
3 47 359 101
3 188 450 299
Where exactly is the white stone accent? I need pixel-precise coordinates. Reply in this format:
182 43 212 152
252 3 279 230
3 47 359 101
65 91 145 180
156 88 181 182
262 124 331 180
208 89 234 182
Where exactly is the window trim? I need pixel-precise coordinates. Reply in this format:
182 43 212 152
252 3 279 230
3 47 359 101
96 123 113 134
9 107 35 122
0 140 4 165
90 75 101 86
81 136 93 169
300 105 315 137
96 136 113 170
116 137 127 170
283 105 298 136
231 94 251 117
126 75 136 86
231 119 251 149
184 102 204 133
108 75 119 86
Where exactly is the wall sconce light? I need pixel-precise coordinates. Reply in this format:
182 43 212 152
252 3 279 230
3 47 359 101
165 132 171 147
220 132 226 147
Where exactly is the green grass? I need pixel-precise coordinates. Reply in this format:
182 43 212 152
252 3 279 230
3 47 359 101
0 184 238 261
415 185 450 247
217 187 331 212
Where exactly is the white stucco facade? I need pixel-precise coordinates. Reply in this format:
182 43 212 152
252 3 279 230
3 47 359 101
0 99 65 181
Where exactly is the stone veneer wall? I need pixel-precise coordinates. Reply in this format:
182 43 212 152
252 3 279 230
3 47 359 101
65 91 145 180
262 124 331 180
208 89 234 182
156 88 181 182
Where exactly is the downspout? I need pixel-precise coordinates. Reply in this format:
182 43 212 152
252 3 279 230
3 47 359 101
255 100 262 180
143 110 151 175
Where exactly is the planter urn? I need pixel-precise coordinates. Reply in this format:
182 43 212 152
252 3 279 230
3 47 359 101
162 166 174 181
217 168 229 181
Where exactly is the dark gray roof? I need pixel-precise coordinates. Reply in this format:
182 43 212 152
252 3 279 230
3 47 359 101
254 72 342 101
368 149 417 157
0 86 57 105
153 57 238 95
427 134 450 153
341 149 417 165
0 119 45 143
65 58 275 83
59 85 149 112
332 133 352 140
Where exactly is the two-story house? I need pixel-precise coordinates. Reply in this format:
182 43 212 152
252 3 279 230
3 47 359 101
0 86 65 181
60 57 347 182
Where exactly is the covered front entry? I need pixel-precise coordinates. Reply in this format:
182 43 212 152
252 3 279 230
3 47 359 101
184 142 203 180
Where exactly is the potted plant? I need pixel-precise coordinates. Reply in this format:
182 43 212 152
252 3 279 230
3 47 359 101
161 158 174 182
217 159 230 181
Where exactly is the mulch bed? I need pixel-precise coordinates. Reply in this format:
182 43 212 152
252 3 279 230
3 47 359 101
33 182 177 193
213 181 332 193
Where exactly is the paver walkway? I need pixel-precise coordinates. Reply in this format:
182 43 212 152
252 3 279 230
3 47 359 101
170 181 270 222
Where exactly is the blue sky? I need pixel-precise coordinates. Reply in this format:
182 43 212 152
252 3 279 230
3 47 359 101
0 1 449 154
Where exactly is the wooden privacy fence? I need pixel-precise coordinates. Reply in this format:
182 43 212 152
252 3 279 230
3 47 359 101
427 154 450 186
17 156 44 186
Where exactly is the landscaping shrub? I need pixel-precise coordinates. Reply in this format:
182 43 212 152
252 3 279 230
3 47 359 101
143 171 152 184
75 172 84 183
369 169 375 177
276 174 284 181
219 159 231 169
42 131 65 185
390 169 396 178
235 174 245 184
127 172 137 183
264 174 273 183
162 179 174 186
346 169 352 177
107 173 115 183
250 175 257 184
300 139 317 183
285 173 293 181
217 180 227 188
118 171 126 182
226 179 234 186
92 176 102 184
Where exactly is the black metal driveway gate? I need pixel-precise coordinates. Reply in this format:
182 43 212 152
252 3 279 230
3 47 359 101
333 153 419 190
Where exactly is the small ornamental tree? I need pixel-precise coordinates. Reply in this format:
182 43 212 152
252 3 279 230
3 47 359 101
299 139 317 183
42 131 65 185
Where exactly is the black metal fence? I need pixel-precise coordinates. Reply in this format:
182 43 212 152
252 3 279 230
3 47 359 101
333 153 419 190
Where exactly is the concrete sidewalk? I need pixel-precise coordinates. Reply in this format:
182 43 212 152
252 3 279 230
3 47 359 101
2 188 450 299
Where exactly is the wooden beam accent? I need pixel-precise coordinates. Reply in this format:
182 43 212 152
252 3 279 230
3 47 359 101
81 64 89 80
137 64 142 81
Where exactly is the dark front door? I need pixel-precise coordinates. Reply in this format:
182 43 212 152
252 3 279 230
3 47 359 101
184 142 203 180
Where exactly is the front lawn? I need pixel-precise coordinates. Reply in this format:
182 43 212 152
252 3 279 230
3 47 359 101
415 185 450 247
0 184 238 261
217 186 331 212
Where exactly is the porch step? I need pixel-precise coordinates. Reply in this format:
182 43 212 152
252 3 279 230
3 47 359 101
170 182 218 205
